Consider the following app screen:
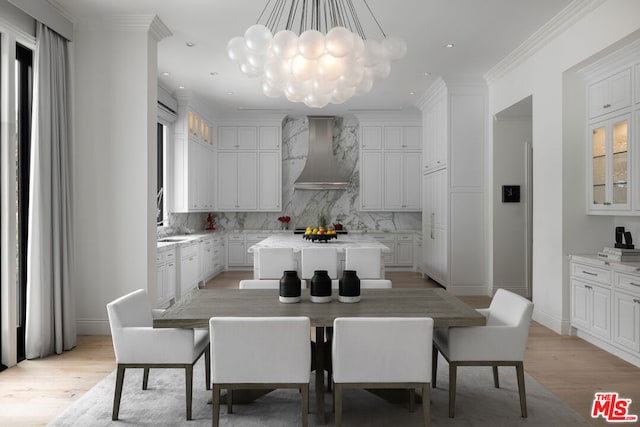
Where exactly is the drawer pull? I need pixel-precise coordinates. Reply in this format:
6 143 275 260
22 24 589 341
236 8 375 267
582 271 598 276
628 282 640 287
585 284 592 289
634 299 640 304
603 103 611 108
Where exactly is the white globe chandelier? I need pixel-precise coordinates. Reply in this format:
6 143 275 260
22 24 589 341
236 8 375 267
227 0 407 108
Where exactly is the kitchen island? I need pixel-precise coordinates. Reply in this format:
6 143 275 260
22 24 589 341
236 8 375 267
248 234 391 278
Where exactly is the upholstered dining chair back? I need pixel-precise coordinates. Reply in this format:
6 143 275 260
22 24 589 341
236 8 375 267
332 317 434 426
345 247 382 279
301 247 338 280
239 279 307 289
257 247 296 279
209 316 311 427
331 279 392 289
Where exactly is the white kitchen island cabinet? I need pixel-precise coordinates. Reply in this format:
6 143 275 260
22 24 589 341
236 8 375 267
248 234 391 279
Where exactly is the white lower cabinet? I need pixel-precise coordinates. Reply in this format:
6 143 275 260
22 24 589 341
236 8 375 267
226 233 246 267
179 241 200 298
570 255 640 367
156 246 177 307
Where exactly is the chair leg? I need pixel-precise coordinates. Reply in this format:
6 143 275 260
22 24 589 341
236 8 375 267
112 365 125 421
142 367 150 390
422 384 431 427
212 384 220 427
448 363 457 418
301 384 309 427
492 365 500 388
227 389 233 414
185 364 193 420
334 383 343 427
205 347 211 390
409 388 416 412
516 362 528 417
432 344 438 388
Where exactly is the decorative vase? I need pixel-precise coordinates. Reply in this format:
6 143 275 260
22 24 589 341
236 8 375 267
339 270 361 303
279 270 301 303
310 270 332 303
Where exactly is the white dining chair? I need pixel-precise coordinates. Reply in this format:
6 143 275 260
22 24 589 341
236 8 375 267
301 247 339 288
432 289 534 418
256 247 296 279
106 289 210 421
345 247 383 279
332 317 434 427
209 316 311 427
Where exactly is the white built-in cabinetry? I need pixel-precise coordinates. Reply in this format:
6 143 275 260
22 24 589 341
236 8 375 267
156 246 177 308
581 42 640 215
179 240 200 298
570 255 640 367
216 124 282 211
417 78 486 294
173 98 215 212
359 122 422 211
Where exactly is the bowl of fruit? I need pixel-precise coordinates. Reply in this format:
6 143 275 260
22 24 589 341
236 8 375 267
303 226 338 243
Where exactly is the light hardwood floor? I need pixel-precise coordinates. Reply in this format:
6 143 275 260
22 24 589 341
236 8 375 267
1 271 639 426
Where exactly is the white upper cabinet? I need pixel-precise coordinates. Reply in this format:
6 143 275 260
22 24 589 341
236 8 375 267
422 88 447 172
359 123 422 212
218 126 258 150
259 126 281 150
173 99 215 213
216 124 282 212
581 44 640 215
588 68 631 119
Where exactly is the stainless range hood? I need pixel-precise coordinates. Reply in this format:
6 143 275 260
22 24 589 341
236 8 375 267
294 116 349 190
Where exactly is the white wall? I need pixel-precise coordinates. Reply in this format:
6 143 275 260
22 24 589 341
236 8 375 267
492 113 531 296
72 17 169 334
486 0 640 333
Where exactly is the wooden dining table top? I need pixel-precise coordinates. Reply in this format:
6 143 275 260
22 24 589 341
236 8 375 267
153 288 486 329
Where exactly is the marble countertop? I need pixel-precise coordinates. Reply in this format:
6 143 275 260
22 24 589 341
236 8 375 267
247 233 392 253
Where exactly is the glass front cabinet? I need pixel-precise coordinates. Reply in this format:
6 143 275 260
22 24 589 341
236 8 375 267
589 114 631 212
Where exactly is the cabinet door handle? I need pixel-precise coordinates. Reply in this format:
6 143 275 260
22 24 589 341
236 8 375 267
603 202 611 206
430 212 435 239
634 299 640 304
585 284 592 289
628 282 640 287
582 270 597 276
603 103 611 108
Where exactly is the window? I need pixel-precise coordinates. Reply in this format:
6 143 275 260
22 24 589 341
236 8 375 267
15 42 33 362
157 122 164 225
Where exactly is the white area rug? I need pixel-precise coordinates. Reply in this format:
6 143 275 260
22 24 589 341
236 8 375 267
48 356 590 426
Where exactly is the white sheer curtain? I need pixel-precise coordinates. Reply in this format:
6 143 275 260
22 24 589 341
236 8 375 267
25 22 76 358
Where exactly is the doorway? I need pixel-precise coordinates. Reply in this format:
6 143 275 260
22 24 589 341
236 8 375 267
492 96 533 298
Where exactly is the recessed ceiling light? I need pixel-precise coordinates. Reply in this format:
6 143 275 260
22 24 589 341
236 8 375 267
186 42 195 47
424 72 431 77
227 91 234 95
409 91 415 95
178 85 185 89
161 72 170 76
445 43 455 48
210 72 218 76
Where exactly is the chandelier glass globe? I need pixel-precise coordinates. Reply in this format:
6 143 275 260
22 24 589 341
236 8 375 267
226 1 407 109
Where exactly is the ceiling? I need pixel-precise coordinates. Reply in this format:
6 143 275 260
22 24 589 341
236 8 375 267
54 0 572 115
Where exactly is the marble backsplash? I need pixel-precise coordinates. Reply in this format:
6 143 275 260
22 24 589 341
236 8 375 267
166 115 421 234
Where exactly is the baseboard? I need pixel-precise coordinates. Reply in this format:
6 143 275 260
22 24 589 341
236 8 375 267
76 319 111 336
531 308 570 335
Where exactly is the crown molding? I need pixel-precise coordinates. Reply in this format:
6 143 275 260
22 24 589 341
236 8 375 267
77 14 172 40
483 0 607 85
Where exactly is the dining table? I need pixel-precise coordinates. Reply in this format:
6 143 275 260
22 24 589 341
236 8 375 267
154 287 486 424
